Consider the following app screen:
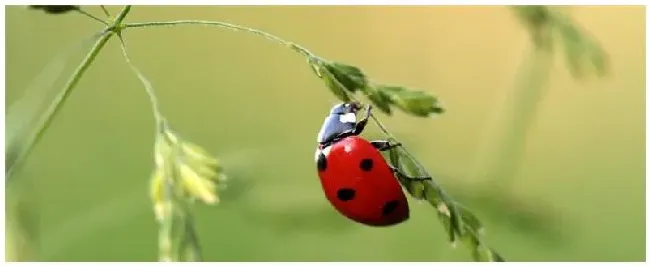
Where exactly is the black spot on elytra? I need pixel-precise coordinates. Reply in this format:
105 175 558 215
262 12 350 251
382 200 399 216
317 152 327 172
359 158 373 171
337 188 356 201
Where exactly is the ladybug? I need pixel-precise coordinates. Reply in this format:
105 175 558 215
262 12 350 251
315 102 431 226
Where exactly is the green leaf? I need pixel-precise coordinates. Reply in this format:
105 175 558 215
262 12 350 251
323 61 369 93
556 19 609 79
589 45 608 77
514 6 609 79
558 23 585 78
423 184 446 215
376 85 444 117
465 235 482 261
490 249 506 262
448 203 464 239
388 146 400 168
398 176 427 200
457 204 484 235
390 148 505 261
392 152 465 246
461 234 504 262
309 60 352 102
365 87 393 115
437 210 455 243
398 149 420 177
29 5 79 14
390 149 427 200
396 151 428 199
476 245 500 262
511 6 555 49
512 6 551 30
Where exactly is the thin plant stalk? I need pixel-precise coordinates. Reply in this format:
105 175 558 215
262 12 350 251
117 33 205 261
116 34 173 261
116 34 164 128
122 20 317 59
100 5 112 18
75 8 109 25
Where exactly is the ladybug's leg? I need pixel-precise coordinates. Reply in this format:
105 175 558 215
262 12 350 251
370 140 402 152
390 166 433 181
352 105 373 135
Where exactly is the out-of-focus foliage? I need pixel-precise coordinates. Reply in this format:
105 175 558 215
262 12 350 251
512 6 609 78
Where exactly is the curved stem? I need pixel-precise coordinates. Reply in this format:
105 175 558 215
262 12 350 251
6 5 132 179
122 20 316 59
117 33 165 131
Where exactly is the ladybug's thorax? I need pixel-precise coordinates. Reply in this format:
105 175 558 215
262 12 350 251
317 102 361 146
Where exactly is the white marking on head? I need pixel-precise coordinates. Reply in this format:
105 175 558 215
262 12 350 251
339 113 357 123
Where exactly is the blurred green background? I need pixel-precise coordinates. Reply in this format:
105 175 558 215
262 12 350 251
5 5 645 262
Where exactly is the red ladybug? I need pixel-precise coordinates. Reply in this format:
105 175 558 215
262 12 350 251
315 102 431 226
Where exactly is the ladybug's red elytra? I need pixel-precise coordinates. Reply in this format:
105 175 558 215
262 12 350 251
315 102 431 227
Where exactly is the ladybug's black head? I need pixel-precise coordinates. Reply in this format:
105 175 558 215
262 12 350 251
317 102 362 146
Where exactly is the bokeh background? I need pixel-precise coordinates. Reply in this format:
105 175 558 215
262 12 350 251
5 5 645 262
